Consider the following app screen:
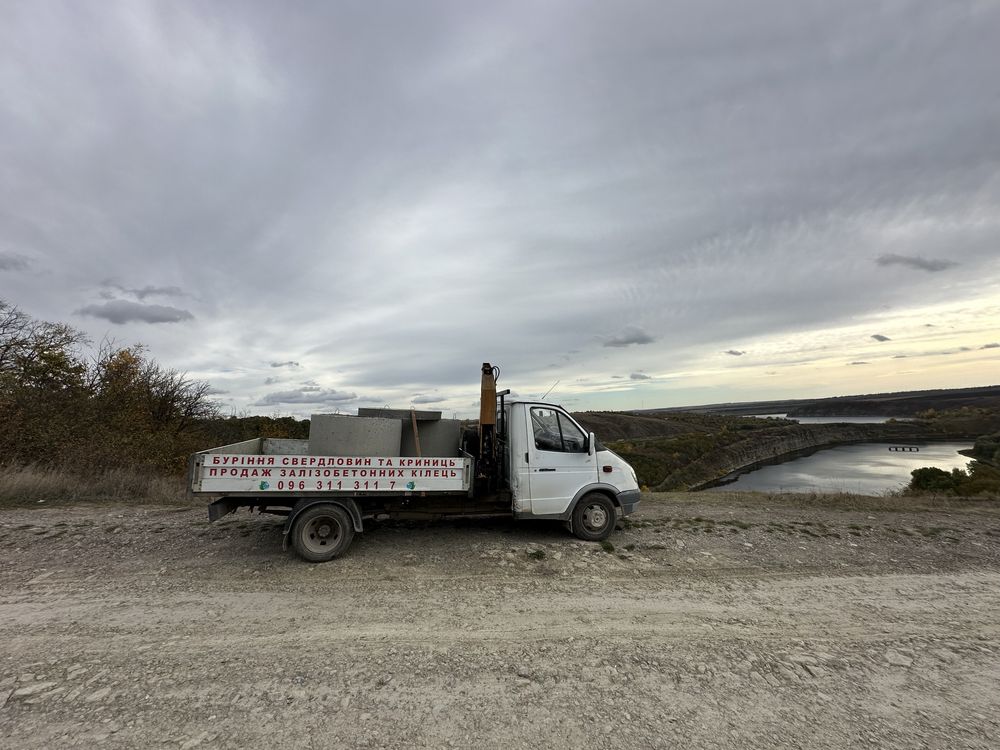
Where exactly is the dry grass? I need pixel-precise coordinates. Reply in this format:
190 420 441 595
643 490 1000 514
0 464 194 507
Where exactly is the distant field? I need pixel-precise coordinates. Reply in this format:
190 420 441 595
643 383 1000 417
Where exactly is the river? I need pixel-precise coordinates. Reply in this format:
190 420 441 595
751 413 905 424
705 441 973 495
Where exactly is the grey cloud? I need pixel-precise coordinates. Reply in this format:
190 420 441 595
724 350 745 357
981 343 1000 349
875 254 959 272
411 394 441 404
603 327 654 348
264 376 281 385
894 348 963 359
205 386 229 395
76 300 194 324
254 388 356 406
629 372 651 380
871 334 891 342
131 285 184 300
610 375 624 379
0 252 30 271
269 361 300 368
102 281 186 300
849 361 870 365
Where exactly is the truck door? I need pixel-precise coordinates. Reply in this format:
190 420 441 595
525 406 597 516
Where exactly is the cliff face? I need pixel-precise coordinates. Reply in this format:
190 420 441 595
653 422 968 491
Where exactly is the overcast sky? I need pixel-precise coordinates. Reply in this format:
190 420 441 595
2 1 998 418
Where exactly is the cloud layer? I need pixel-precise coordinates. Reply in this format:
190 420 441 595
1 2 998 415
76 300 194 325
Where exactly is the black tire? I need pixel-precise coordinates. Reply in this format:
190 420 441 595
290 504 355 562
571 493 617 541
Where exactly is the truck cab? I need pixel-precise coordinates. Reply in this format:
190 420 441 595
506 401 641 536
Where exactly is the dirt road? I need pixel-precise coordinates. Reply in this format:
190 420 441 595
2 493 999 749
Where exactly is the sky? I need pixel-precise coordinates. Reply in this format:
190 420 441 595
1 0 998 418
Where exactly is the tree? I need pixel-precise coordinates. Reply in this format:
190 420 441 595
0 300 218 473
0 300 90 462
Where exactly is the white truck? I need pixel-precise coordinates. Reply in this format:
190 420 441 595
189 364 640 562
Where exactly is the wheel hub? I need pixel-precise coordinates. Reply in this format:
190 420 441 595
304 516 342 551
583 504 607 530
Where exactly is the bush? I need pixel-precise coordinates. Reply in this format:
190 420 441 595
971 432 1000 465
908 462 1000 497
909 466 961 493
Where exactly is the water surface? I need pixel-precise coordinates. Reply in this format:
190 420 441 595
707 441 972 495
751 413 905 424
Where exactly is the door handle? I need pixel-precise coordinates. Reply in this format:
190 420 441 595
538 468 556 472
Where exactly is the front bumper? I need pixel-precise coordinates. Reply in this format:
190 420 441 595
617 489 641 516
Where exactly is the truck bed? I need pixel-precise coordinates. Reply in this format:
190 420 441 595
190 438 473 497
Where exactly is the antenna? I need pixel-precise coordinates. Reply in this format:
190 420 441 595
541 379 560 400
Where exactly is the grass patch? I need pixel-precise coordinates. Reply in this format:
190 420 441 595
600 540 615 553
718 519 752 529
641 490 1000 513
916 526 953 537
526 549 546 560
0 464 192 508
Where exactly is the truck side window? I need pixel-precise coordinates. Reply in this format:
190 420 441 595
531 408 586 452
558 413 586 452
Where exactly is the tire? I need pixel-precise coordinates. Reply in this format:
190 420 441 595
290 504 355 562
571 493 617 541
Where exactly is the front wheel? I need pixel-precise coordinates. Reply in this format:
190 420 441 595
290 504 355 562
571 493 617 541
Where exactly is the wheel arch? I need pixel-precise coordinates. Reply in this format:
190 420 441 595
565 483 621 531
282 497 364 551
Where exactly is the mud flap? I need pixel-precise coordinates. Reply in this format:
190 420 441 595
208 498 240 522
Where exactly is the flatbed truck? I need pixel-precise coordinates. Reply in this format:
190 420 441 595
189 364 640 561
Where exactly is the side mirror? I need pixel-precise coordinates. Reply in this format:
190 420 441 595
587 432 596 456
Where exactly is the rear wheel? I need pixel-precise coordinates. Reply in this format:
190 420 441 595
571 493 617 541
290 504 355 562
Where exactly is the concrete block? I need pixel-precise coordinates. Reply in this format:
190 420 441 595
401 419 462 457
263 438 309 455
357 408 442 421
309 414 402 456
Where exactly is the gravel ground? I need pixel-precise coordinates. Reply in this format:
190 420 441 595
2 492 999 749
